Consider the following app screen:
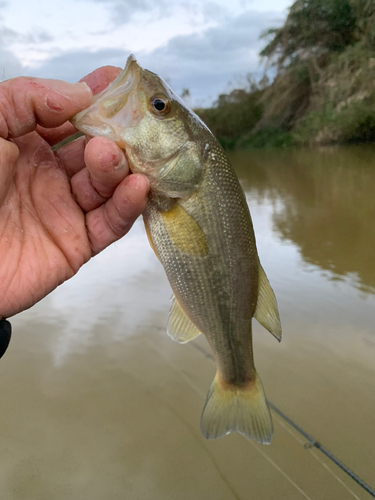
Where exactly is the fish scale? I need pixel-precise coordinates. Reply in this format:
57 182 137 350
72 54 282 443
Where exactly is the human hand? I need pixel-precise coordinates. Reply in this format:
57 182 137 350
0 66 149 320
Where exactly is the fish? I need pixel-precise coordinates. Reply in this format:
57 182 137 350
71 55 282 443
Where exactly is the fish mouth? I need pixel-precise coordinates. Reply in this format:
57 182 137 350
71 54 143 142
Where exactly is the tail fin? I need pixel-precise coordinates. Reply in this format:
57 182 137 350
200 372 273 444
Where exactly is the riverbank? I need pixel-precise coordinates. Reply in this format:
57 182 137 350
195 53 375 151
196 0 375 150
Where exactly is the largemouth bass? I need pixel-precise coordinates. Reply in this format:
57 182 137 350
72 55 282 443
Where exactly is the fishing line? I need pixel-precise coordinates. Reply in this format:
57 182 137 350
309 449 362 500
190 341 375 499
274 414 362 500
267 402 375 499
153 338 313 500
247 440 314 500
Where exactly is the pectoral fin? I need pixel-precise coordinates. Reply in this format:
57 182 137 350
254 263 282 342
161 204 208 256
167 295 201 343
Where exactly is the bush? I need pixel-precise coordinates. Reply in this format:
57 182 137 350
293 92 375 145
238 127 295 149
194 87 264 148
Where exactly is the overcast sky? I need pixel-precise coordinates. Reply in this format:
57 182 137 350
0 0 290 106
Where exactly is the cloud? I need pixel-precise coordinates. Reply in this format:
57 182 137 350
83 0 230 27
26 31 54 44
0 45 23 81
0 1 53 45
0 23 24 80
138 9 282 105
19 8 281 106
2 27 54 44
76 0 161 26
22 48 128 82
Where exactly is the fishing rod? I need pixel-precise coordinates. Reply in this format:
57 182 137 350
267 401 375 499
190 341 375 499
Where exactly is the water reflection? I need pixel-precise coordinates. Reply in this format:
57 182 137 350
19 222 171 366
2 146 375 499
231 146 375 293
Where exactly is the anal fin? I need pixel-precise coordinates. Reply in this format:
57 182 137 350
254 263 282 342
167 295 201 344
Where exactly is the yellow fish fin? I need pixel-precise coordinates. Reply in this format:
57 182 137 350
161 204 208 256
200 371 273 443
167 295 202 344
254 262 282 342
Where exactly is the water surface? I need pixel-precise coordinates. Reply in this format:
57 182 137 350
1 146 374 499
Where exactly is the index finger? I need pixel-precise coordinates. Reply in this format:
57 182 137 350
38 66 122 146
0 77 92 139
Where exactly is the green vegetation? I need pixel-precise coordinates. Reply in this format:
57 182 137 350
195 0 375 149
196 86 264 150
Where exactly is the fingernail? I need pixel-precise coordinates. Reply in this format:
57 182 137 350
99 150 117 168
127 174 139 189
47 79 92 98
114 155 127 170
128 174 149 191
44 80 93 112
73 81 93 97
99 148 126 170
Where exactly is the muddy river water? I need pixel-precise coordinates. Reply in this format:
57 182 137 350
0 146 374 499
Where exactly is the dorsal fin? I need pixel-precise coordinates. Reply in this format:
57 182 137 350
167 295 201 344
254 263 282 342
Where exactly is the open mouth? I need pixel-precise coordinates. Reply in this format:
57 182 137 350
71 54 143 142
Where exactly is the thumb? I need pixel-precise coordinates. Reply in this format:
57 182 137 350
0 138 19 206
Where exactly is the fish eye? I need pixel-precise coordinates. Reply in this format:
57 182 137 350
150 94 171 116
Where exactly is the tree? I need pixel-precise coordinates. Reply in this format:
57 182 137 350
256 0 357 132
261 0 357 72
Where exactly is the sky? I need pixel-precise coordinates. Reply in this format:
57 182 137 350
0 0 291 106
